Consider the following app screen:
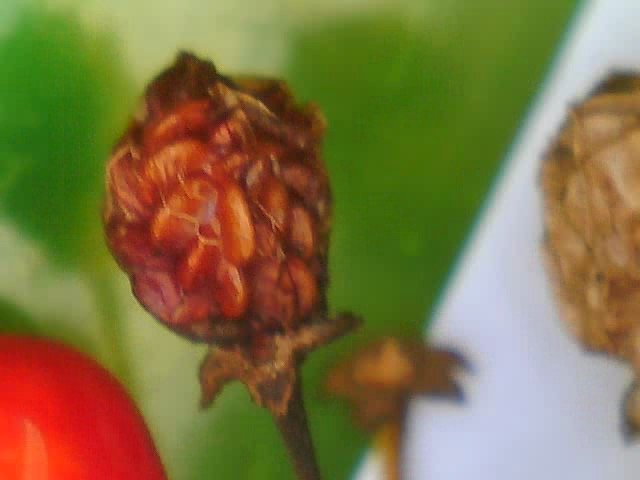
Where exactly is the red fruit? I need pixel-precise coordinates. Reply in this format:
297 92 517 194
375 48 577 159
104 52 331 342
0 335 167 480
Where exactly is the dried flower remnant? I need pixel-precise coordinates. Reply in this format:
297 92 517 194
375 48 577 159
103 52 360 480
542 73 640 436
326 337 467 480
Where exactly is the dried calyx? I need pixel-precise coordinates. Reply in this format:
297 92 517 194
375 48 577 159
103 52 360 479
542 73 640 437
326 337 467 480
326 337 467 431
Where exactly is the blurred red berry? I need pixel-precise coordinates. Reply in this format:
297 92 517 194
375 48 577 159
0 335 167 480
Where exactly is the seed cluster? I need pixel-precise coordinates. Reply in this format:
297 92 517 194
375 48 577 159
104 53 331 342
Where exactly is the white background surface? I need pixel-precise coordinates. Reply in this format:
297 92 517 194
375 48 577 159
359 1 640 478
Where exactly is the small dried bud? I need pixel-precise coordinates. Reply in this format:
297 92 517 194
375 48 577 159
103 52 331 343
542 73 640 435
326 337 467 431
325 337 466 480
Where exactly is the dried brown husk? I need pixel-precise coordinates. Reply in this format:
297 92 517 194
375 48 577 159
542 73 640 434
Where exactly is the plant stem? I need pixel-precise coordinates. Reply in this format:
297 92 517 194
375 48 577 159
376 421 402 480
273 375 321 480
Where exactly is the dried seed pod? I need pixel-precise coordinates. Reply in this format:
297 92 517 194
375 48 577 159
103 53 361 480
104 52 332 343
542 73 640 435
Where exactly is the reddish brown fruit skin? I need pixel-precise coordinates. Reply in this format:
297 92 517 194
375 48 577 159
104 52 331 342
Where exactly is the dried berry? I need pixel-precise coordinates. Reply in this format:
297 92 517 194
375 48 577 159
103 52 361 480
104 52 331 343
542 73 640 435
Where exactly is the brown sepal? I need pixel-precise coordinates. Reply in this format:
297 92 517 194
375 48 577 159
200 312 361 416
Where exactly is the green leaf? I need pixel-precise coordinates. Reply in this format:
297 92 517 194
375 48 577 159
0 298 40 335
0 6 134 267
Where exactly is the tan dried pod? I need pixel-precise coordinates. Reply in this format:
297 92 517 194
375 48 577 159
542 73 640 435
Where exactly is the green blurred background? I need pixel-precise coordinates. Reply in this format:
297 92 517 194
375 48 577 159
0 0 579 478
